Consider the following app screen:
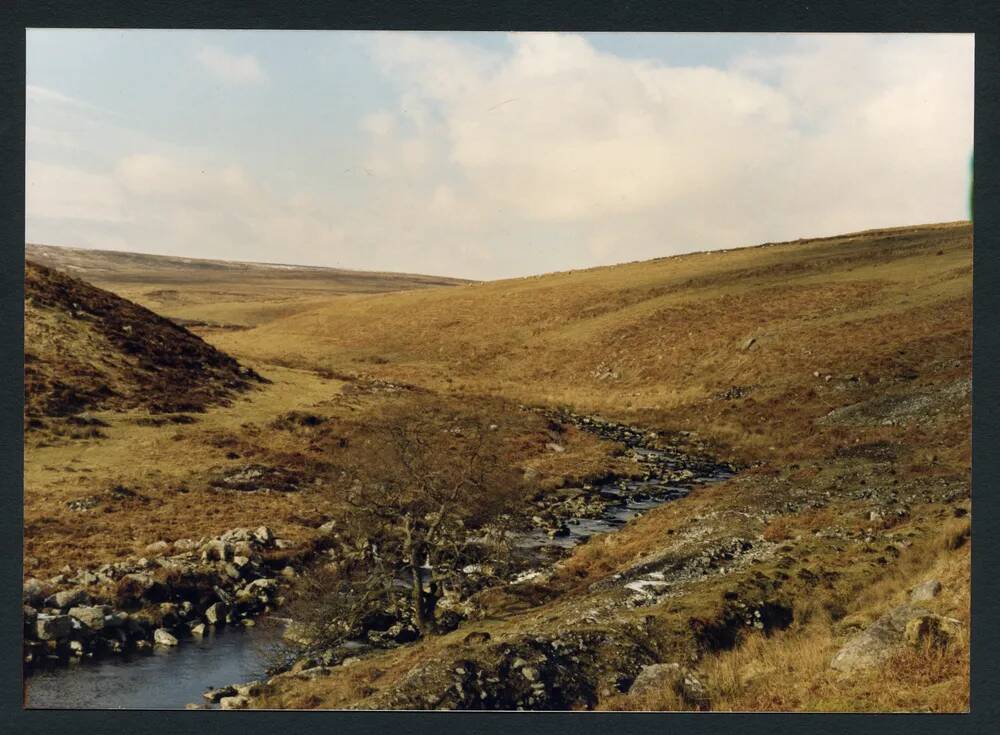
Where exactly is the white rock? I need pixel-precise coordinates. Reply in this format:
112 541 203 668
154 628 178 646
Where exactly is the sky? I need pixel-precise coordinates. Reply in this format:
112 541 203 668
25 31 974 280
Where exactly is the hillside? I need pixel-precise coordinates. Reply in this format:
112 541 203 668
23 222 971 712
216 221 971 467
25 243 471 331
24 260 263 424
214 221 971 711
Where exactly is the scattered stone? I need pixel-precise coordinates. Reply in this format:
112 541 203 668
909 579 943 602
205 602 228 625
252 526 275 546
629 663 683 698
219 695 251 710
318 520 337 534
190 623 207 637
69 605 110 631
144 540 171 555
204 686 237 702
202 540 233 562
23 578 49 606
154 628 179 646
35 614 73 641
47 587 90 610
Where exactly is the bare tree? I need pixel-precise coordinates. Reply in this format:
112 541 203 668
336 410 524 635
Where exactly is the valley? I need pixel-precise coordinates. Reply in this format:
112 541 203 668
22 221 972 711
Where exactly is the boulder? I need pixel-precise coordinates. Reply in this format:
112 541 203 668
830 603 929 672
904 613 963 649
35 614 73 641
69 605 111 631
629 662 708 707
282 621 313 645
23 578 49 606
205 602 228 625
154 628 179 646
46 587 90 610
245 578 278 596
629 662 683 697
219 695 250 710
235 681 262 697
909 580 943 603
252 526 275 546
190 623 207 637
202 540 233 562
204 685 237 703
104 611 128 628
144 540 171 555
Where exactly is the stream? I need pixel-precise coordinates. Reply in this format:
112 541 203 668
24 415 733 709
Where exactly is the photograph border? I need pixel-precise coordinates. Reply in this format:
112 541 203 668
2 1 996 732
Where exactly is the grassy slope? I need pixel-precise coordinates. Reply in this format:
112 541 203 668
220 221 970 711
218 221 971 467
24 222 971 711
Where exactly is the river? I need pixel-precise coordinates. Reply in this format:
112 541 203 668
24 416 733 709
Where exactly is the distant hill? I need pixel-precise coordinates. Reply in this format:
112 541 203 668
25 244 472 330
25 243 469 290
24 260 264 421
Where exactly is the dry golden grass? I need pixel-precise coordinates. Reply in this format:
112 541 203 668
599 522 970 713
24 222 972 711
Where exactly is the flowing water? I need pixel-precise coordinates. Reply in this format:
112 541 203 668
24 620 291 709
24 417 733 710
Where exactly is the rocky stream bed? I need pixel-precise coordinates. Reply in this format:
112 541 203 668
23 412 734 709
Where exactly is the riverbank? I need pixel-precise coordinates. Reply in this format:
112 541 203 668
24 412 735 709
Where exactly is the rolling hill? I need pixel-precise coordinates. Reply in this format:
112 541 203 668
25 243 471 330
23 222 972 712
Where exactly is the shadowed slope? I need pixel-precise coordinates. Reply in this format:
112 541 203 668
25 260 264 420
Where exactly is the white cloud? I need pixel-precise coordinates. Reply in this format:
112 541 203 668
26 160 126 223
26 124 78 149
196 46 267 84
25 33 973 280
359 32 973 273
26 84 104 112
